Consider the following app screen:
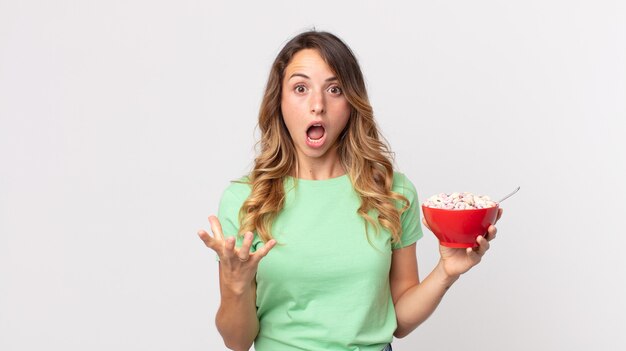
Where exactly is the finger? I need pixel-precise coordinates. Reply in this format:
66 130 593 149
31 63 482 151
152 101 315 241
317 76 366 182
466 246 481 261
421 217 431 231
472 235 489 262
222 236 236 259
237 232 254 261
476 235 490 255
252 239 277 262
197 229 217 249
208 215 225 241
486 225 498 241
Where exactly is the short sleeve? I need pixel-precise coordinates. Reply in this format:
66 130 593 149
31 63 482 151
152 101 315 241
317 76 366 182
217 188 243 241
215 180 254 261
391 172 423 250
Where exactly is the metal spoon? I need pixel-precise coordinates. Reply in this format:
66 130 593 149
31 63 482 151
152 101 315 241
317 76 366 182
497 186 520 203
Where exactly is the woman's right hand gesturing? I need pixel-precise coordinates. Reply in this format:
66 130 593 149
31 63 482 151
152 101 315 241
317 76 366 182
199 215 275 349
197 215 277 294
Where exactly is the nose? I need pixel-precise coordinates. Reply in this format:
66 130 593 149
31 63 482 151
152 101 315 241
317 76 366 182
310 90 325 114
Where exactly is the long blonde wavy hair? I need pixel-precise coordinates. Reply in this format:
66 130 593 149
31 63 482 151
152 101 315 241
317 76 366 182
236 31 410 245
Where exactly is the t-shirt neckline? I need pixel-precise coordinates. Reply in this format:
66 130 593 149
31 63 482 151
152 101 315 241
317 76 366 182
286 173 350 187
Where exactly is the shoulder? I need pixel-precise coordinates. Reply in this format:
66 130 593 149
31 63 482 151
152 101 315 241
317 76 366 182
392 171 418 200
219 175 252 205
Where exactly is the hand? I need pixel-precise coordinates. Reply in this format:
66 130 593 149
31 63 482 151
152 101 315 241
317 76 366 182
423 208 503 278
197 215 276 294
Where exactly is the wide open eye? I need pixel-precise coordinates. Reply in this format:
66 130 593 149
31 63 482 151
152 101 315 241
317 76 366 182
294 85 307 94
328 86 343 95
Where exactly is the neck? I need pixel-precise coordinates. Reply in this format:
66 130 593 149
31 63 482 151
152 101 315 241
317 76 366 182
293 149 346 180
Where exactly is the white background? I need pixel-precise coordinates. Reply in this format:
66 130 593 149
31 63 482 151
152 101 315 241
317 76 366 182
1 1 625 350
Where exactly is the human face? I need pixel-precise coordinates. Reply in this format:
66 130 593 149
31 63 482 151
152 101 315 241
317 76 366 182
281 49 351 169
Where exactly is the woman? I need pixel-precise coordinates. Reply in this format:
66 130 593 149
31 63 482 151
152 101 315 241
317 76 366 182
197 31 502 351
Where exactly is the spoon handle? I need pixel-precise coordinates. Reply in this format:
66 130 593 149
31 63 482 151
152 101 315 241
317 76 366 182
497 186 520 203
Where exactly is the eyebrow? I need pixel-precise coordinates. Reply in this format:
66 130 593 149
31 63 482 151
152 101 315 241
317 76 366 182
288 73 338 82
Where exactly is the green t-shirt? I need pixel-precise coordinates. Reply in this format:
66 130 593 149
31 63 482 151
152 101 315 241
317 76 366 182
217 171 422 351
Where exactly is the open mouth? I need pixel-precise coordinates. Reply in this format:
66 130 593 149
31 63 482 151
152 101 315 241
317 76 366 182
306 123 326 144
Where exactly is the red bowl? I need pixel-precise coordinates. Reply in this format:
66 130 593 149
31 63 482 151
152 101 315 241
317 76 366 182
422 204 499 248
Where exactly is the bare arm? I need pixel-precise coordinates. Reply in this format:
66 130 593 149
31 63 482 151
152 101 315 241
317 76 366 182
390 245 458 338
198 216 276 351
215 264 259 351
390 211 501 338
